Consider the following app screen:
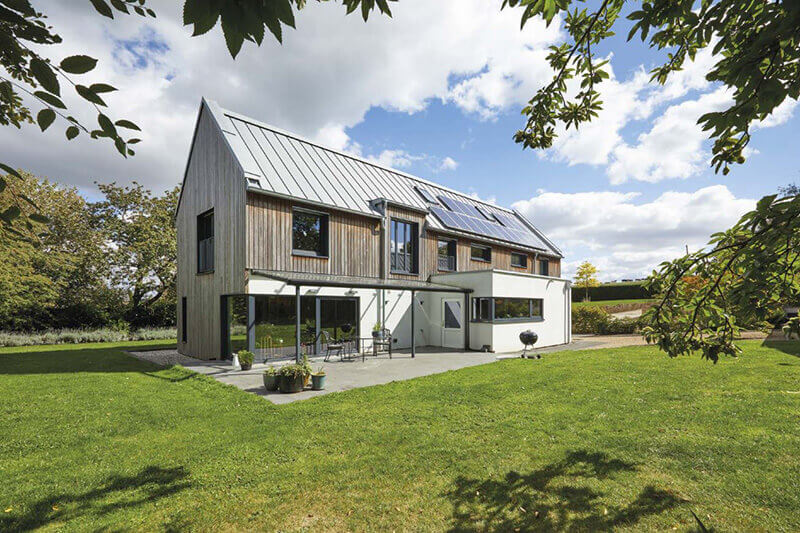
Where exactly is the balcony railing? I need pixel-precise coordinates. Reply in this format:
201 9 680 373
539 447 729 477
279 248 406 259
438 255 456 271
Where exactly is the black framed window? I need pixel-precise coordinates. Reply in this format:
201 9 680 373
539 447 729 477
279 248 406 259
181 297 187 343
538 259 550 276
470 244 491 262
437 239 457 271
391 219 418 273
197 209 214 273
511 252 527 268
472 297 543 322
292 209 329 257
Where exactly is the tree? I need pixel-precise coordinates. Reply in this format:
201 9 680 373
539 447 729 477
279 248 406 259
0 173 111 330
641 194 800 362
89 182 179 327
574 261 599 301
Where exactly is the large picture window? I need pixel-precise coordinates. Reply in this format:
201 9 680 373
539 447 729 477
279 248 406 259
471 297 543 323
390 219 418 274
197 209 214 273
292 209 329 257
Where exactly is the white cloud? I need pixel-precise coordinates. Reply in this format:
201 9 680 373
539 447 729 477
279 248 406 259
0 0 561 194
438 156 458 172
513 185 755 281
607 87 733 184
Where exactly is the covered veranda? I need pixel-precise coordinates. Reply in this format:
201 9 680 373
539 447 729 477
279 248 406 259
222 270 472 362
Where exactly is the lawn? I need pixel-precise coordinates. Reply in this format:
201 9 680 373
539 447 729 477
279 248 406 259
572 298 657 308
1 341 799 531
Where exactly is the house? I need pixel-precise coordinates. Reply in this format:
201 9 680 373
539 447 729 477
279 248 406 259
176 99 571 360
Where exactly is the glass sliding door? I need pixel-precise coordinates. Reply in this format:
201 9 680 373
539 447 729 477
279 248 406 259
318 298 359 353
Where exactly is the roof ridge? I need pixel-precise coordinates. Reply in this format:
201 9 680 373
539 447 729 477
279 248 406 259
209 100 516 214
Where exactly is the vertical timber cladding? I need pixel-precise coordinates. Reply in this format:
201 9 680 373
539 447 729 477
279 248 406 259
246 193 381 277
176 104 247 359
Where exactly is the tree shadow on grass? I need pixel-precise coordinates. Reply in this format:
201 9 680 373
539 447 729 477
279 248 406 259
444 450 686 532
0 465 192 531
0 347 161 375
761 340 800 358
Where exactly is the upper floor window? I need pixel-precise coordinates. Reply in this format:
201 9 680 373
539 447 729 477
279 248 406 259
390 219 418 274
197 209 214 273
292 209 329 257
437 239 456 271
511 252 527 268
538 259 550 276
470 244 491 263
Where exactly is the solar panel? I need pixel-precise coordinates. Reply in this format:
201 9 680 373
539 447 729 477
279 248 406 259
437 195 480 216
415 186 439 204
429 206 548 250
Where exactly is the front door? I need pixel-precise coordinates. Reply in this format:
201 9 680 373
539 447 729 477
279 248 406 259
441 298 463 349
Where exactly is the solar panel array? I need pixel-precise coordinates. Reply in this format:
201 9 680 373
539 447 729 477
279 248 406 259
414 186 439 204
429 200 549 250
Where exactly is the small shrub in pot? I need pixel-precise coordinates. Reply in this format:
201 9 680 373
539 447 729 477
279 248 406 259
238 350 254 371
311 366 326 391
279 364 306 393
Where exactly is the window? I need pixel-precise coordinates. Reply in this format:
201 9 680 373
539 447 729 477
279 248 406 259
292 209 329 257
437 239 456 271
391 219 418 273
197 209 214 273
472 297 543 322
538 259 550 276
181 297 187 343
444 300 462 329
511 252 527 268
470 244 491 262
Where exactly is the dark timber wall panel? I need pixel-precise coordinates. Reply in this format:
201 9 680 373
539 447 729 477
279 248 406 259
246 193 381 277
176 104 247 360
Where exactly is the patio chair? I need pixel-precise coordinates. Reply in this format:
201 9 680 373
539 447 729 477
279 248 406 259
372 328 392 359
321 330 345 362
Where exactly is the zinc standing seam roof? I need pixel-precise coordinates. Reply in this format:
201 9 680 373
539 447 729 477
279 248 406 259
203 99 562 257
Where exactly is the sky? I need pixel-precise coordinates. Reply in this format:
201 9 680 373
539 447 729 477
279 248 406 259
3 1 798 281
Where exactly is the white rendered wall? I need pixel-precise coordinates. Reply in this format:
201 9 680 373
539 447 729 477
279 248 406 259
431 270 571 353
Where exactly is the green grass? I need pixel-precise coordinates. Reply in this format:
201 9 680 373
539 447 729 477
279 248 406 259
573 298 657 308
1 340 799 531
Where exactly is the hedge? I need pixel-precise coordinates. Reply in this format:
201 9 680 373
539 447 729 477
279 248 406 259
571 307 640 335
572 281 653 302
0 327 177 347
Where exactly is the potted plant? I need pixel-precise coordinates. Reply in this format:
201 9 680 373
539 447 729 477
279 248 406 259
238 350 254 371
311 366 326 391
372 322 385 339
279 364 306 393
263 366 279 391
300 353 313 388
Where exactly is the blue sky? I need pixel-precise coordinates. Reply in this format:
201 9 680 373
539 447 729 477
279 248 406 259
5 0 798 281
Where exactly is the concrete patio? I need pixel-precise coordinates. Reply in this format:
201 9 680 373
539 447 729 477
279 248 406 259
126 334 659 404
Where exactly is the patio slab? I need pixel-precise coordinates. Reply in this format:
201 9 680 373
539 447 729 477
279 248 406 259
126 334 654 404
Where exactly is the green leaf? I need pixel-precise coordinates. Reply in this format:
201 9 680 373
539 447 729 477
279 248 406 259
0 206 21 223
59 55 98 74
0 164 22 180
76 85 106 106
28 213 50 224
37 108 56 132
65 126 80 140
89 0 113 18
89 83 117 93
0 176 5 194
30 57 60 95
33 91 66 109
114 119 140 131
98 113 117 137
